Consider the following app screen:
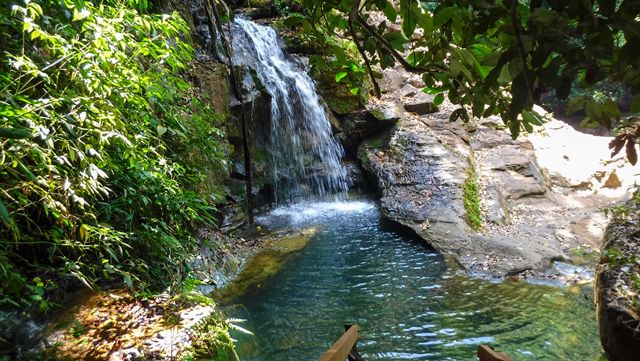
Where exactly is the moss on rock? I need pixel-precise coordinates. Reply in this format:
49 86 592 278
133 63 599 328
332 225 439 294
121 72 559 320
211 228 318 303
462 167 482 230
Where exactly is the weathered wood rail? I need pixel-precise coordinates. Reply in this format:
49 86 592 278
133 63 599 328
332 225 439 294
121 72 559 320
317 326 512 361
477 345 514 361
318 325 365 361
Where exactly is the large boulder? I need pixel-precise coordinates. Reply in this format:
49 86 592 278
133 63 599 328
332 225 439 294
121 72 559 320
357 104 630 277
357 112 552 277
338 105 400 156
596 212 640 361
403 93 438 115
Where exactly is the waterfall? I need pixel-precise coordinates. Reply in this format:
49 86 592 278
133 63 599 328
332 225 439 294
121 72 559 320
231 18 350 203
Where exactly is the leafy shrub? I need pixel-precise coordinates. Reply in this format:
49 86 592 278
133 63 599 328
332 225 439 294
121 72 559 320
0 0 226 310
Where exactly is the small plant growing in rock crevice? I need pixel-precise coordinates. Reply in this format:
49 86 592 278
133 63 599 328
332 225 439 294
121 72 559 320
463 167 482 230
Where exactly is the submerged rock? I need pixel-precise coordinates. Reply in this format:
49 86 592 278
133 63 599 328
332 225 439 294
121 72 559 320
211 227 318 303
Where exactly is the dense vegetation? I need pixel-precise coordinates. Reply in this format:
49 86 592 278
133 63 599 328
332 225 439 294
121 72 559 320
282 0 640 158
0 0 227 312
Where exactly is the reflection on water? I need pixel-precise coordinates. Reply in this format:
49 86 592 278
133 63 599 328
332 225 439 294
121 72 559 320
222 200 603 360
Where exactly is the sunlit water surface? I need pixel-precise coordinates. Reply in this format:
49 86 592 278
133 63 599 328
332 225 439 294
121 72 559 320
223 200 603 360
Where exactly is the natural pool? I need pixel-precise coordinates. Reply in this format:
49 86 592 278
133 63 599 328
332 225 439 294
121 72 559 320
220 200 605 360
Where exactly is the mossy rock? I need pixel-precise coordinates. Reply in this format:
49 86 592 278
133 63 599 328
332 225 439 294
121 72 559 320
310 60 367 115
248 0 273 7
211 227 318 303
192 62 231 117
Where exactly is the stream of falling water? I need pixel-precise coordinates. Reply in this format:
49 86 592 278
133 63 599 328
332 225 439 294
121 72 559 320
231 19 350 203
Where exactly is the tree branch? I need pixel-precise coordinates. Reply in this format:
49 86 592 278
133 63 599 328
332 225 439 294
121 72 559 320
210 0 254 224
353 15 443 74
510 0 534 105
349 0 381 97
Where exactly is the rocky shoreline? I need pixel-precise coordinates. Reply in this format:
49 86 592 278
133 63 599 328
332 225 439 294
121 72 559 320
345 65 638 279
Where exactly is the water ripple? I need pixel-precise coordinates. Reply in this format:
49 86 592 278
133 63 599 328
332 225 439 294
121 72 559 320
229 201 602 360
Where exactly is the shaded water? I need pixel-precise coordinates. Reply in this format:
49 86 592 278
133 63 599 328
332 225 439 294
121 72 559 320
231 19 349 202
222 200 604 360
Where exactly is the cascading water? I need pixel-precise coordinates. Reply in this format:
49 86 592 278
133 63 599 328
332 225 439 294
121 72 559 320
231 18 350 203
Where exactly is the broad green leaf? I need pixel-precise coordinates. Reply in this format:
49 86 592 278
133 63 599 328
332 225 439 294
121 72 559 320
497 65 511 85
469 44 491 58
0 199 12 225
450 107 469 123
508 73 530 121
508 58 524 78
283 14 307 27
631 94 640 113
123 273 133 287
383 31 409 52
522 110 544 125
422 86 442 95
0 128 32 139
400 0 422 38
509 118 521 139
530 8 559 26
414 7 433 33
331 44 347 63
434 93 445 106
433 6 457 28
376 0 397 22
335 71 348 83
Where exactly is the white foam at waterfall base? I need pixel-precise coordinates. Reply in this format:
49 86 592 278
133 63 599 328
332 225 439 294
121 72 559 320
232 18 350 203
256 200 376 227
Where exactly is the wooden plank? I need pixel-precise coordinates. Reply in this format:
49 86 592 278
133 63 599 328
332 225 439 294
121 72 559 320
318 325 360 361
477 345 514 361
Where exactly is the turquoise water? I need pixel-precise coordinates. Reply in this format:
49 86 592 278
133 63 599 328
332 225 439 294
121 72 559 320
223 200 604 360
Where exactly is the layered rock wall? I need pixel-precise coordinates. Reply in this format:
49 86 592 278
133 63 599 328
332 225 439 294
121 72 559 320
596 211 640 361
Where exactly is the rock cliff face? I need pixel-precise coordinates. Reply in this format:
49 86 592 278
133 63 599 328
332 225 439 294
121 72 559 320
356 69 638 277
596 212 640 361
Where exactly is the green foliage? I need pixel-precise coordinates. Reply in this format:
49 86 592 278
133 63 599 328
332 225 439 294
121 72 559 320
462 167 482 230
0 0 227 311
180 313 243 361
310 55 368 113
277 9 370 101
294 0 640 152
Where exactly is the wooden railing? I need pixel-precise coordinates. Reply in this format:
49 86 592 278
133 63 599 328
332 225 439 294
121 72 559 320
318 325 365 361
477 345 514 361
317 326 512 361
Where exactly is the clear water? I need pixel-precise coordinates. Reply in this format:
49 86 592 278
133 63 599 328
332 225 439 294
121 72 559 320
222 200 604 361
231 19 349 202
